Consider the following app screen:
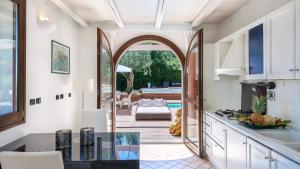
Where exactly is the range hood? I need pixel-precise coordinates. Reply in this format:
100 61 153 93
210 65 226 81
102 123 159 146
215 35 245 77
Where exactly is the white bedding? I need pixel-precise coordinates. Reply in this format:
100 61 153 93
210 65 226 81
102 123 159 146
136 106 170 114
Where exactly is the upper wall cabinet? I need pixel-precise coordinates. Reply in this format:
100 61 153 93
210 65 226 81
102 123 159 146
267 2 295 79
245 18 267 80
296 0 300 79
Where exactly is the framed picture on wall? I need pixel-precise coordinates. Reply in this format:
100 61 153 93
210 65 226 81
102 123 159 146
51 40 70 74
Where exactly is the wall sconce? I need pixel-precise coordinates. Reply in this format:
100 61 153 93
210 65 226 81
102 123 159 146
37 0 57 33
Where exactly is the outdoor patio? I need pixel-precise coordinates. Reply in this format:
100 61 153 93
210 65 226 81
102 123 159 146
116 100 182 144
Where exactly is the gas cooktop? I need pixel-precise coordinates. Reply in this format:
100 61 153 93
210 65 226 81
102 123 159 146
214 109 240 120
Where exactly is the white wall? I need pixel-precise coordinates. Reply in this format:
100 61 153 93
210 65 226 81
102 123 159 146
267 80 300 126
0 0 81 147
203 44 241 111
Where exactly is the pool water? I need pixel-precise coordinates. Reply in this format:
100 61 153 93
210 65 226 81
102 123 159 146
167 103 182 109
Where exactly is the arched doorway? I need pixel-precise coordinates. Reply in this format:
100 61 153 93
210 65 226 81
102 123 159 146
112 35 185 142
113 35 185 65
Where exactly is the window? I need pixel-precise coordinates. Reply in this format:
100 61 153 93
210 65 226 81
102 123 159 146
0 0 26 131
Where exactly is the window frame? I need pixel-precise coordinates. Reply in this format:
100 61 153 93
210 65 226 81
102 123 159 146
0 0 26 131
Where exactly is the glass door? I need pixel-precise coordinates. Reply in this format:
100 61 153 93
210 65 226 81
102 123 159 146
97 28 114 132
183 29 204 157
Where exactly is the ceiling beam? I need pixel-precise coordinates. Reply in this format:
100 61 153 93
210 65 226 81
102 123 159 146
108 0 125 29
51 0 88 27
192 0 223 27
155 0 166 29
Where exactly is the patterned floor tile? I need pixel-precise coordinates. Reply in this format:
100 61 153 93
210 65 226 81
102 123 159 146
140 144 213 169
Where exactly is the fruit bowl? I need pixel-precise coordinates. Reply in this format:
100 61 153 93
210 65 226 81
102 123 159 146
237 113 291 129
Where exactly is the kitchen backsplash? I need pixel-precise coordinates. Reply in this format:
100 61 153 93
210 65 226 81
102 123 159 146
267 80 300 126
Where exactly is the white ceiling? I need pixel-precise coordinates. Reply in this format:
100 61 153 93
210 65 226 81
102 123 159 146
59 0 250 28
115 0 158 24
163 0 208 24
61 0 115 23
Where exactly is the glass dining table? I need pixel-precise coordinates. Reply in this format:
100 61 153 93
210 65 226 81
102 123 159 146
0 132 140 169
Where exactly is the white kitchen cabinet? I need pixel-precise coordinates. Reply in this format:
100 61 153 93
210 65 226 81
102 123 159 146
226 127 247 169
211 140 225 169
211 118 226 146
271 151 300 169
267 2 295 79
245 17 267 80
296 0 300 79
204 114 212 135
247 138 271 169
204 134 212 157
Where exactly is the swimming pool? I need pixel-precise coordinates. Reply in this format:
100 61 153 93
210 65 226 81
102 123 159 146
141 87 182 94
167 103 182 109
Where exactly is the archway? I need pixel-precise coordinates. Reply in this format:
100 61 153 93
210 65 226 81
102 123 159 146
113 35 185 65
112 35 185 143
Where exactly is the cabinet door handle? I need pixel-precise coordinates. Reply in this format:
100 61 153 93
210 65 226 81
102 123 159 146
242 142 247 145
295 68 299 72
264 156 270 160
289 69 294 72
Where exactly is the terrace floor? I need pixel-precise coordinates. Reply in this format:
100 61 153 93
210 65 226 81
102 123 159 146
116 100 182 144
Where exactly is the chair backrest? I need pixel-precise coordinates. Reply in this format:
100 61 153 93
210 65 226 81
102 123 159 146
0 151 64 169
82 109 108 132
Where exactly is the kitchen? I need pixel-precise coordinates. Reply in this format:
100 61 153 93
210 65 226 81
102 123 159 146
202 0 300 168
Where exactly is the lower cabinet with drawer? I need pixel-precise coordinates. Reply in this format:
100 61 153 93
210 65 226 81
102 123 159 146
211 141 225 169
247 138 300 169
205 134 225 169
247 138 271 169
211 118 226 146
226 127 247 169
205 113 300 169
271 151 300 169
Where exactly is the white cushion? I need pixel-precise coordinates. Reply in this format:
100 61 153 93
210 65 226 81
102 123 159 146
153 99 164 107
0 151 64 169
136 106 170 114
140 99 152 107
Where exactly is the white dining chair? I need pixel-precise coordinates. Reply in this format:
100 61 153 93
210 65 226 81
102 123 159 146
81 109 108 132
0 151 64 169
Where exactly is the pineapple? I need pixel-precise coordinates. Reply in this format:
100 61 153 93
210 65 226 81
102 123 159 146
249 95 266 125
251 95 266 114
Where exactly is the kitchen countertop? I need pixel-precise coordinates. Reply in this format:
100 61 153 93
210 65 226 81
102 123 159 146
205 110 300 164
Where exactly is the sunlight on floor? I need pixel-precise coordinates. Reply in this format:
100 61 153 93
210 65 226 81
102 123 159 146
140 144 214 169
140 144 194 161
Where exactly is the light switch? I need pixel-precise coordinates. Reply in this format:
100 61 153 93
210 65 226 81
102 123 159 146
267 91 275 101
29 99 35 106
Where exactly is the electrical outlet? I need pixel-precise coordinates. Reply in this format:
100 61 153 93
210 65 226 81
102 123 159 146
60 94 64 99
56 95 60 100
267 91 275 101
36 98 41 104
29 99 35 106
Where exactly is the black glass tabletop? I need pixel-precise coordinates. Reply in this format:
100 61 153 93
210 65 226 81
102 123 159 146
0 132 140 162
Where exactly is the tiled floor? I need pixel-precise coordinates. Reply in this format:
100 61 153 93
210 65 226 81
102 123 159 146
140 144 214 169
116 101 214 169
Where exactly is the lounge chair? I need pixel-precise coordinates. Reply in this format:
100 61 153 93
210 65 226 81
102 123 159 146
135 99 171 121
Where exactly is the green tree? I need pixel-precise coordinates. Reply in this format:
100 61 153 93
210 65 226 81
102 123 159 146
116 50 181 92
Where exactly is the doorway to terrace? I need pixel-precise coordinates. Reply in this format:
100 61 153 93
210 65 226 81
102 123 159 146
113 35 185 144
